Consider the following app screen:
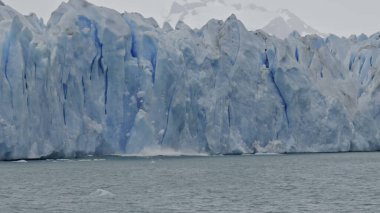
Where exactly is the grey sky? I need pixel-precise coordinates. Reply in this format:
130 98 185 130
2 0 379 36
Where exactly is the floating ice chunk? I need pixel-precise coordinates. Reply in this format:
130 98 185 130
89 189 115 198
12 160 28 163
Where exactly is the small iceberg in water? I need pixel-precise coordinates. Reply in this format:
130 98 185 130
12 160 28 163
89 189 115 198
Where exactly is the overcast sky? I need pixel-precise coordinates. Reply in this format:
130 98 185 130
2 0 380 36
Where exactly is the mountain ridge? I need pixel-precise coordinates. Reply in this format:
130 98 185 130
165 0 321 38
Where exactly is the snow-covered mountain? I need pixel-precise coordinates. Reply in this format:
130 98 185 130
0 0 379 160
165 0 320 38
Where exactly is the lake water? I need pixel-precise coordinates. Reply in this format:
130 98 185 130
0 153 379 212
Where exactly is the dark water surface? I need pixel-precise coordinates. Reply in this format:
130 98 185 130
0 153 379 212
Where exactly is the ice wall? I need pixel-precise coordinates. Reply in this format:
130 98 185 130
0 0 379 159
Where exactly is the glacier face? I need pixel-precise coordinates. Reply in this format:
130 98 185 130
0 0 379 160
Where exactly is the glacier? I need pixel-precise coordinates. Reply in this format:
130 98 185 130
0 0 379 160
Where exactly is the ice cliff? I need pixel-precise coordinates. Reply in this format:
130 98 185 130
0 0 379 160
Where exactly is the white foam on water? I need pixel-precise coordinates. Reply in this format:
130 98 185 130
78 159 92 162
254 153 283 156
114 147 209 157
